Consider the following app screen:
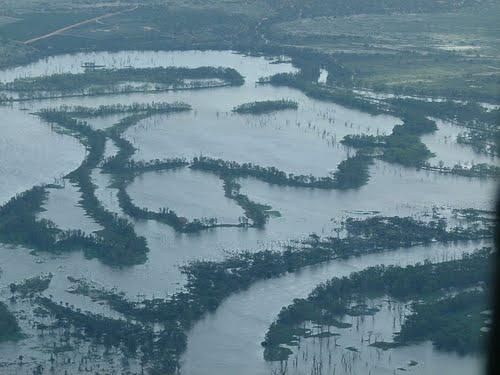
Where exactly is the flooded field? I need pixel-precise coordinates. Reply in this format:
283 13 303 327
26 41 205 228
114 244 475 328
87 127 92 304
0 50 496 374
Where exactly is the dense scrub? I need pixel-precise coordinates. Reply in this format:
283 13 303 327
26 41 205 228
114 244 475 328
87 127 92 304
397 290 489 354
51 102 192 118
0 302 21 342
0 187 108 258
1 66 244 93
10 273 53 297
341 117 437 167
233 99 298 114
190 156 371 189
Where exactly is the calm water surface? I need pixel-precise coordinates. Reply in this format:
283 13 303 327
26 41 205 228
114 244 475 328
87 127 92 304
0 50 494 374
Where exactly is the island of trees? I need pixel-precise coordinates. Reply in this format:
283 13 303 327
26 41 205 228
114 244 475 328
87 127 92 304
51 102 192 118
0 66 244 101
340 114 436 167
0 302 20 342
10 273 53 297
232 99 298 114
190 155 372 190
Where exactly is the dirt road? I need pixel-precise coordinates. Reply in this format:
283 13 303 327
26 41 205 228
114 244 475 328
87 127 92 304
23 5 138 45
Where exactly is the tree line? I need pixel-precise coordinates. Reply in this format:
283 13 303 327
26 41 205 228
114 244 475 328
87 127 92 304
232 99 298 114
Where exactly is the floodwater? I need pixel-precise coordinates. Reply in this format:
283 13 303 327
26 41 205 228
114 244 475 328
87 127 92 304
124 84 397 176
127 168 244 224
182 241 487 375
0 50 496 374
422 119 497 167
0 107 84 205
37 182 102 234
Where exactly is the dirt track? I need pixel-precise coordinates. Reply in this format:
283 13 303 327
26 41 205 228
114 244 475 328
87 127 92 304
23 5 138 45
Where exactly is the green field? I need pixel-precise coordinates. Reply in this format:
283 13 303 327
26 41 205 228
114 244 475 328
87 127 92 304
270 4 500 100
0 0 498 101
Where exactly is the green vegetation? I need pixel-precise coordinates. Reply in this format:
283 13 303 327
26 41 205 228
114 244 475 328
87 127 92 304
37 111 149 266
34 102 195 253
233 99 298 114
2 66 243 92
191 156 346 189
458 129 500 157
88 105 259 232
0 1 497 372
262 248 492 360
266 73 383 115
387 99 499 131
0 66 244 101
116 179 246 233
71 214 493 326
396 290 489 354
221 176 274 228
381 132 434 167
118 158 190 173
0 187 108 258
0 0 497 106
10 273 53 296
0 302 21 342
0 10 99 41
115 151 374 231
0 36 36 68
388 98 500 157
332 153 373 189
341 115 436 167
40 105 268 234
269 3 500 101
266 72 438 168
51 102 192 118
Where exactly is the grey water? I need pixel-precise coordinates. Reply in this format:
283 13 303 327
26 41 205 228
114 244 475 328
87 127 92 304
0 50 495 374
181 241 487 375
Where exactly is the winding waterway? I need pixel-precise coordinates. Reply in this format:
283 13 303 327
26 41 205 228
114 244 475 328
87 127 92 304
0 50 496 374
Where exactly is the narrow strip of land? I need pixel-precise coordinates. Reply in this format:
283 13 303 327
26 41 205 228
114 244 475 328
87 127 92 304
23 6 138 45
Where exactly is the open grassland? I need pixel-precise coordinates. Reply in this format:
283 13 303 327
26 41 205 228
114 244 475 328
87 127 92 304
270 3 500 100
0 0 498 101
